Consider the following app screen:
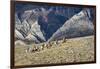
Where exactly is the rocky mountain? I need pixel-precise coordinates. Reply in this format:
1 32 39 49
15 4 95 44
48 9 94 42
15 10 46 43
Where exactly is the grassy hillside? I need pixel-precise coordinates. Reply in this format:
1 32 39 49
15 35 95 66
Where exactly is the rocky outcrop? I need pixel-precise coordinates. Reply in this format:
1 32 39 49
30 20 46 41
15 29 24 40
25 33 40 43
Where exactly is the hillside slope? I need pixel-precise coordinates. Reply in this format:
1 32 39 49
15 35 95 66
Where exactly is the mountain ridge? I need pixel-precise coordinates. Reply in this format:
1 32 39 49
15 6 94 44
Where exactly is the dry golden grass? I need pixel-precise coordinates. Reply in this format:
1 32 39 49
15 35 95 66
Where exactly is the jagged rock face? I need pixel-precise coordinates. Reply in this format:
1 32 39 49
48 9 94 42
15 29 24 40
29 20 46 42
15 10 46 43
